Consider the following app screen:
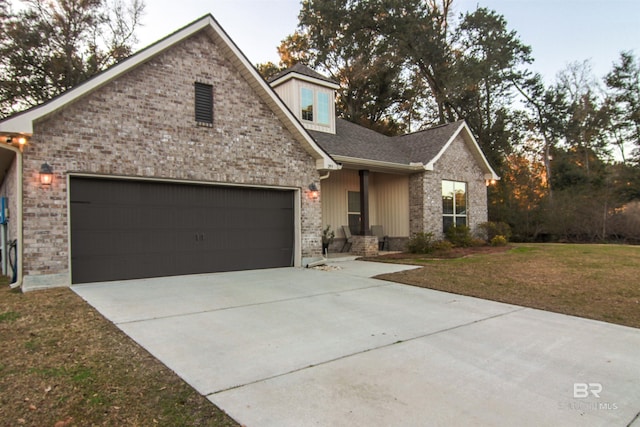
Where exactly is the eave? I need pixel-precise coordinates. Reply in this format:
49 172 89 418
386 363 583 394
333 155 426 174
0 15 338 172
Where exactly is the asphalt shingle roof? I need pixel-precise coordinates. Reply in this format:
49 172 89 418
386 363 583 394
309 118 465 166
268 63 339 86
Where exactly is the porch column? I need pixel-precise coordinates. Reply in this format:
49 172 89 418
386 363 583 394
359 169 370 235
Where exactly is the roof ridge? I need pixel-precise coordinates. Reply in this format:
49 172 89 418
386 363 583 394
396 120 463 139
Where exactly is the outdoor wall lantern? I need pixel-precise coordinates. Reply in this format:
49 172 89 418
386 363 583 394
39 163 54 185
4 136 27 146
308 183 319 200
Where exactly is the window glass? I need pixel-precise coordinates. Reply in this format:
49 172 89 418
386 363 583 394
317 92 330 125
442 180 467 232
301 88 314 121
347 191 361 235
442 181 454 215
455 182 466 214
348 191 360 213
443 216 454 233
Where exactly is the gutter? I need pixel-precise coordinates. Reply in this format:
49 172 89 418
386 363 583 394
332 155 426 173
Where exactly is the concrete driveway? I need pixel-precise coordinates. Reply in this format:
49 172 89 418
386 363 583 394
72 261 640 427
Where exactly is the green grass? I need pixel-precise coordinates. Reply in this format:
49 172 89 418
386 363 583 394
0 311 20 323
376 243 640 329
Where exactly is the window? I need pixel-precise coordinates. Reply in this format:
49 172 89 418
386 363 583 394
301 87 314 121
347 191 361 235
317 92 330 125
301 87 331 126
194 82 213 125
442 180 467 232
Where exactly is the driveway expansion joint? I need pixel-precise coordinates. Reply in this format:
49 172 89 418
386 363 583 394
115 283 391 325
206 306 526 397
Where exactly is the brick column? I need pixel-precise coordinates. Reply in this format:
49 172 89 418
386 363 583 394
350 235 378 256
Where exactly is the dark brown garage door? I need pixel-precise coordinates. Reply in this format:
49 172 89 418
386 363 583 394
70 177 295 284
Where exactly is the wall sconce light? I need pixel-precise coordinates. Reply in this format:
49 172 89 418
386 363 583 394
4 136 27 146
485 179 497 187
39 163 54 185
308 183 319 200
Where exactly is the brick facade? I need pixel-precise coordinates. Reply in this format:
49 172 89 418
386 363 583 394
349 235 379 257
410 134 489 240
20 30 323 288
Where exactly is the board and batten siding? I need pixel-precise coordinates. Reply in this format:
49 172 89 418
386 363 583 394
272 80 336 134
321 169 409 238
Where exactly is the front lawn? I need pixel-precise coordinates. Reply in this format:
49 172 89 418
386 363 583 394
374 243 640 329
0 284 239 426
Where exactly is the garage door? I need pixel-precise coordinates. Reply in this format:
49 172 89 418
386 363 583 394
70 177 295 284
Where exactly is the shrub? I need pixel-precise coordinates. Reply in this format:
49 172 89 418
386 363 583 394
478 221 512 242
432 239 453 252
407 232 435 254
445 225 474 247
490 235 508 246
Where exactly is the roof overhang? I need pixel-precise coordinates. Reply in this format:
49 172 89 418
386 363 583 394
0 15 338 172
425 122 500 181
270 72 341 90
333 155 426 174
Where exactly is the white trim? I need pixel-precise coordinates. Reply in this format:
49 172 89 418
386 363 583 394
67 171 303 192
333 155 426 174
0 144 23 289
0 15 338 171
425 122 500 180
270 72 340 90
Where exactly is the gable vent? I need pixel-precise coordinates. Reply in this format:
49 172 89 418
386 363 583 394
194 82 213 126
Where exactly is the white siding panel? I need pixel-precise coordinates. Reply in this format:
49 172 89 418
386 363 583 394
321 170 409 239
321 170 359 238
371 174 410 237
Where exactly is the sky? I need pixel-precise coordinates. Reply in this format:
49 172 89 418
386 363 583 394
136 0 639 83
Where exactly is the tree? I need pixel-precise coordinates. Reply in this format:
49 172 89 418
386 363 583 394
512 73 569 197
264 0 437 134
605 51 640 163
0 0 145 117
445 7 533 168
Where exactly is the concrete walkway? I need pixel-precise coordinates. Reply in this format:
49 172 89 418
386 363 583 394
72 261 640 427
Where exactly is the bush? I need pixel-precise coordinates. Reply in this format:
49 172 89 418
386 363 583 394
445 225 474 247
478 221 512 242
407 232 435 254
432 239 453 252
490 235 508 246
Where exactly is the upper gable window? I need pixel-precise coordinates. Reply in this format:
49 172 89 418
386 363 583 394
301 87 314 121
317 92 330 125
194 82 213 126
300 87 331 126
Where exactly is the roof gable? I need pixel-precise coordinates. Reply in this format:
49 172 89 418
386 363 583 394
269 63 340 90
0 15 338 171
309 118 499 179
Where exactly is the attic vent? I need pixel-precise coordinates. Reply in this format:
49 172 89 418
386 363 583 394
194 82 213 126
